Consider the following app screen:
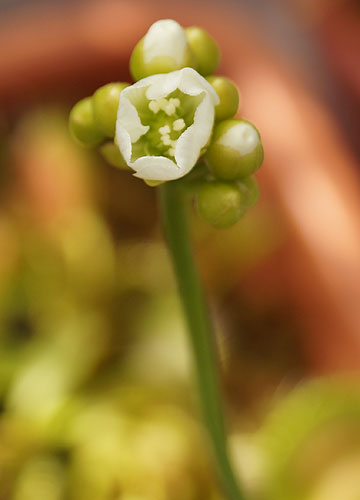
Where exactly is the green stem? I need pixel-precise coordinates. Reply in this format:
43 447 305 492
159 180 246 500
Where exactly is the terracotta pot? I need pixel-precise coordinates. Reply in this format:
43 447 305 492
1 0 360 371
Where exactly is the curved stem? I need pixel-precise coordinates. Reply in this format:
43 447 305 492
159 180 246 500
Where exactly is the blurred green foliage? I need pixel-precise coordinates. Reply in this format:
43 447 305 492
1 109 360 499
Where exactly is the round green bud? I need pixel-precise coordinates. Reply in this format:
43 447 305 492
69 97 105 147
238 175 259 209
130 39 196 81
92 82 129 137
99 141 130 169
196 181 248 228
185 27 220 76
130 20 196 81
205 119 264 180
131 39 193 81
206 76 240 121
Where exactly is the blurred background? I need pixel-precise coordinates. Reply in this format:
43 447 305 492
1 0 360 499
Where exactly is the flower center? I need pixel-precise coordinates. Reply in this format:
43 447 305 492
129 90 203 162
145 97 186 157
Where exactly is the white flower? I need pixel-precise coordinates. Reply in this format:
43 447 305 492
115 67 219 181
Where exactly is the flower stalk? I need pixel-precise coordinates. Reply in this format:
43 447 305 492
159 180 246 500
69 18 264 498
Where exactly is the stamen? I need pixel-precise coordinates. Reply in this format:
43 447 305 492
159 125 171 135
161 134 171 146
149 100 160 113
163 102 176 116
172 118 185 131
157 97 169 109
146 94 184 156
149 96 180 117
169 98 180 108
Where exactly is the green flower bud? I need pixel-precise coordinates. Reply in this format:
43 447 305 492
238 175 259 208
99 141 130 169
206 76 240 121
92 82 129 137
69 97 105 147
130 20 195 81
205 119 264 180
185 27 220 76
196 181 248 228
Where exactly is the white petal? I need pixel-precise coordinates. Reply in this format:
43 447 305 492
175 93 215 172
177 67 220 104
116 126 132 164
144 68 219 104
131 156 180 181
217 122 260 155
145 71 182 100
143 20 187 66
116 92 149 143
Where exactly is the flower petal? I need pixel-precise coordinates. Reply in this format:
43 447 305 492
178 67 219 104
131 155 180 181
145 72 182 100
117 92 149 143
116 126 132 164
175 92 215 172
144 67 219 103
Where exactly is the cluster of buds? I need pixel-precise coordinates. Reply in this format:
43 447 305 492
69 19 264 228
